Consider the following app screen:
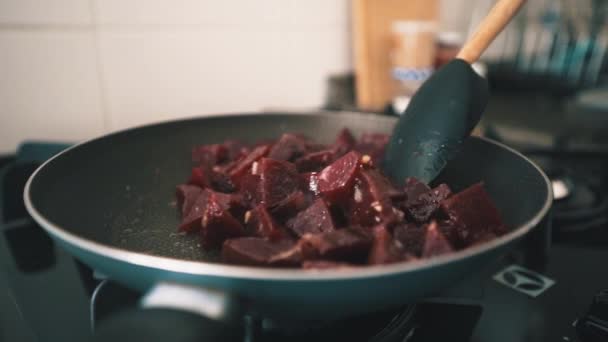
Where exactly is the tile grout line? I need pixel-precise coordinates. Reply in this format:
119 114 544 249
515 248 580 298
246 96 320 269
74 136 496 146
88 0 112 133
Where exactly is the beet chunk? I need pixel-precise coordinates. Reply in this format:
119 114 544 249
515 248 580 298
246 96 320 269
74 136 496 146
268 133 308 161
440 182 504 243
270 190 307 219
223 140 249 162
192 144 227 169
346 170 404 227
200 195 245 249
403 177 431 205
257 158 299 209
178 189 211 233
245 205 286 240
368 225 407 265
176 184 203 217
286 199 335 237
222 238 300 267
354 133 389 165
299 228 372 261
422 221 454 257
228 145 270 186
302 260 353 269
406 183 452 223
188 167 209 188
332 128 356 156
294 150 335 172
393 223 426 257
317 151 362 203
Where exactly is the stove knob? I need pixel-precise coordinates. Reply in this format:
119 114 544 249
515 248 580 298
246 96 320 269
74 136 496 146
576 289 608 342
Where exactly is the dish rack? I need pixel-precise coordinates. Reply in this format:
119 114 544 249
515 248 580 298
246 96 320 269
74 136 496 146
471 0 608 93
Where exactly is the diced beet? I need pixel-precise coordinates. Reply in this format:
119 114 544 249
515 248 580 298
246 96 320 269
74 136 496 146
268 133 308 161
302 260 353 269
178 189 212 233
361 169 404 200
393 223 426 257
257 158 299 209
245 205 286 240
187 167 208 188
270 190 307 219
200 197 245 249
221 238 300 267
346 170 404 227
317 151 362 203
422 221 454 257
192 144 227 168
211 191 246 221
406 183 452 223
332 128 356 156
294 150 336 172
436 219 465 249
354 133 389 165
368 225 406 265
299 227 372 261
228 145 270 186
209 171 236 193
175 184 203 217
223 140 249 162
440 183 504 242
240 172 261 206
286 199 335 237
403 177 431 205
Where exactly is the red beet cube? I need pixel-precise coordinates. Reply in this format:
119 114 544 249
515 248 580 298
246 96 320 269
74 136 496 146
257 158 300 209
422 221 454 257
192 144 227 169
178 189 211 233
332 128 356 156
270 190 307 219
317 151 362 203
294 150 336 172
200 196 245 249
268 133 308 162
368 225 406 265
221 238 300 267
175 184 203 217
406 183 452 223
245 205 286 240
286 199 335 237
393 223 426 257
440 183 504 243
299 228 372 261
187 167 209 188
346 169 404 227
228 145 270 186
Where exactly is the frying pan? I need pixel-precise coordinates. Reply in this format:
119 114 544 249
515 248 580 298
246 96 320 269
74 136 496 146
24 112 552 341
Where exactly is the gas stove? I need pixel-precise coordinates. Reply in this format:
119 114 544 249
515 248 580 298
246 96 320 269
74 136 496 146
1 141 607 342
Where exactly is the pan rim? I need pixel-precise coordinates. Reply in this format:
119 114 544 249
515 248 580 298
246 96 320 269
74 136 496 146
23 111 553 281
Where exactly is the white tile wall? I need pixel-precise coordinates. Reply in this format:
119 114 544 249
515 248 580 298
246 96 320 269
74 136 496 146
0 30 105 151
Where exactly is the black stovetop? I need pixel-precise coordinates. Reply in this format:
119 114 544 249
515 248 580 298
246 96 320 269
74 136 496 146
1 141 607 342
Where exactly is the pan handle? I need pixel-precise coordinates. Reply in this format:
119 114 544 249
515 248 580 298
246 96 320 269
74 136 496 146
91 282 243 342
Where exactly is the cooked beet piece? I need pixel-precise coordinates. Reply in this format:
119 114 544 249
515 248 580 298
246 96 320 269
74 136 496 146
178 189 211 233
286 199 335 237
393 223 426 257
188 167 209 188
245 205 286 240
270 190 307 219
209 171 236 193
403 177 431 205
332 128 356 156
346 170 404 227
406 183 452 223
228 145 270 186
421 221 454 257
257 158 299 209
223 140 249 162
361 169 405 200
211 191 246 221
299 228 372 261
354 133 389 165
268 133 308 161
436 219 465 249
192 144 227 168
302 260 353 269
368 225 406 265
240 172 261 206
222 238 300 267
200 197 245 249
294 150 336 172
317 151 362 203
440 182 503 242
175 184 203 217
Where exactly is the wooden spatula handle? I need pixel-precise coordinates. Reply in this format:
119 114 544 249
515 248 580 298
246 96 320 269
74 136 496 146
457 0 526 64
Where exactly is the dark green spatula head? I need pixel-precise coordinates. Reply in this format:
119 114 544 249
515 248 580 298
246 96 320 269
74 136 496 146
383 59 489 184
